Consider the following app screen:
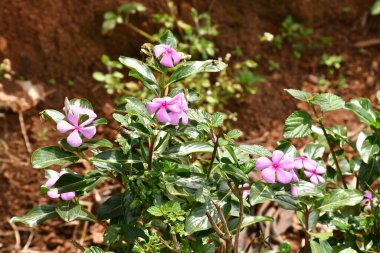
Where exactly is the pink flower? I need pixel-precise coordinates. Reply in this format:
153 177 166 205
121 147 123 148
154 44 181 68
294 156 317 170
256 150 295 184
304 165 326 185
57 113 96 147
290 185 298 197
146 93 188 125
239 183 250 198
361 192 378 210
44 171 76 201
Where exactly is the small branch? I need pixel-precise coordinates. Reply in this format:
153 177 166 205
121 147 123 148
171 232 181 253
22 230 34 250
126 23 157 42
311 106 348 189
206 211 225 238
148 134 156 171
18 112 32 154
159 236 176 252
207 136 219 179
71 240 86 251
244 238 255 253
234 188 244 253
8 220 21 250
304 206 310 253
213 201 232 252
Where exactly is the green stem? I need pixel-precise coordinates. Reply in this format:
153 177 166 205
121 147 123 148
126 23 157 42
234 187 244 253
311 106 348 189
207 136 219 179
147 134 156 171
304 205 309 253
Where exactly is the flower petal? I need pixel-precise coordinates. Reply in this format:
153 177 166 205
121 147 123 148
304 170 313 178
156 107 171 123
146 102 161 114
304 158 317 171
171 50 181 64
256 157 272 170
316 165 326 174
272 150 284 163
181 111 189 125
57 120 74 133
291 185 298 197
309 175 319 185
80 126 96 139
160 53 174 68
317 175 325 184
168 112 180 125
276 169 293 184
290 170 299 182
294 158 304 169
279 158 295 170
67 113 79 127
61 192 76 201
44 174 60 187
47 189 60 199
166 103 182 113
261 168 276 183
67 130 82 147
154 44 168 58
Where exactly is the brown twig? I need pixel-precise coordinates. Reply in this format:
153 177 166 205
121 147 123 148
18 112 32 154
206 211 225 238
171 232 181 253
234 188 244 253
8 219 21 250
213 201 232 252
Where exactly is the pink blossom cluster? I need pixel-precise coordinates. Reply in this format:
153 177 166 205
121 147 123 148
57 98 97 147
256 150 326 196
146 93 189 125
44 171 76 201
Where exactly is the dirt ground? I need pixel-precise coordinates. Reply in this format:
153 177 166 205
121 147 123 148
0 0 380 252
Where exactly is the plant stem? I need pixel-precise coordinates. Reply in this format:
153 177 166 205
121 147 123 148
304 206 309 253
171 232 181 253
213 201 232 253
126 23 157 42
311 106 348 189
207 136 219 179
234 188 244 253
147 134 156 171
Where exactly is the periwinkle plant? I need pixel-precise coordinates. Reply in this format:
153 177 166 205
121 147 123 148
12 31 380 253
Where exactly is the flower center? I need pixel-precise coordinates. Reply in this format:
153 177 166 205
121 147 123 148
167 48 173 53
162 102 167 107
74 125 82 131
273 163 279 169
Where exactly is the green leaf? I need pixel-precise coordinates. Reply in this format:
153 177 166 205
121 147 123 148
104 224 121 245
228 215 273 233
357 134 380 163
377 90 380 103
238 144 271 157
358 156 380 190
226 129 243 139
11 205 59 227
97 194 123 220
159 30 177 48
147 206 163 217
284 89 312 101
313 93 345 112
40 109 65 123
31 146 79 169
54 173 100 193
283 110 313 138
303 144 325 160
310 240 333 253
371 0 380 15
56 202 95 222
168 60 227 85
92 118 108 126
164 142 213 156
185 198 230 234
319 189 362 212
249 183 274 205
119 56 159 95
84 246 114 253
345 98 377 127
81 139 113 149
124 97 153 122
211 112 224 127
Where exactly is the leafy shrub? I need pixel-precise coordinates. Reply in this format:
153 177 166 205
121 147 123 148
12 31 380 253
